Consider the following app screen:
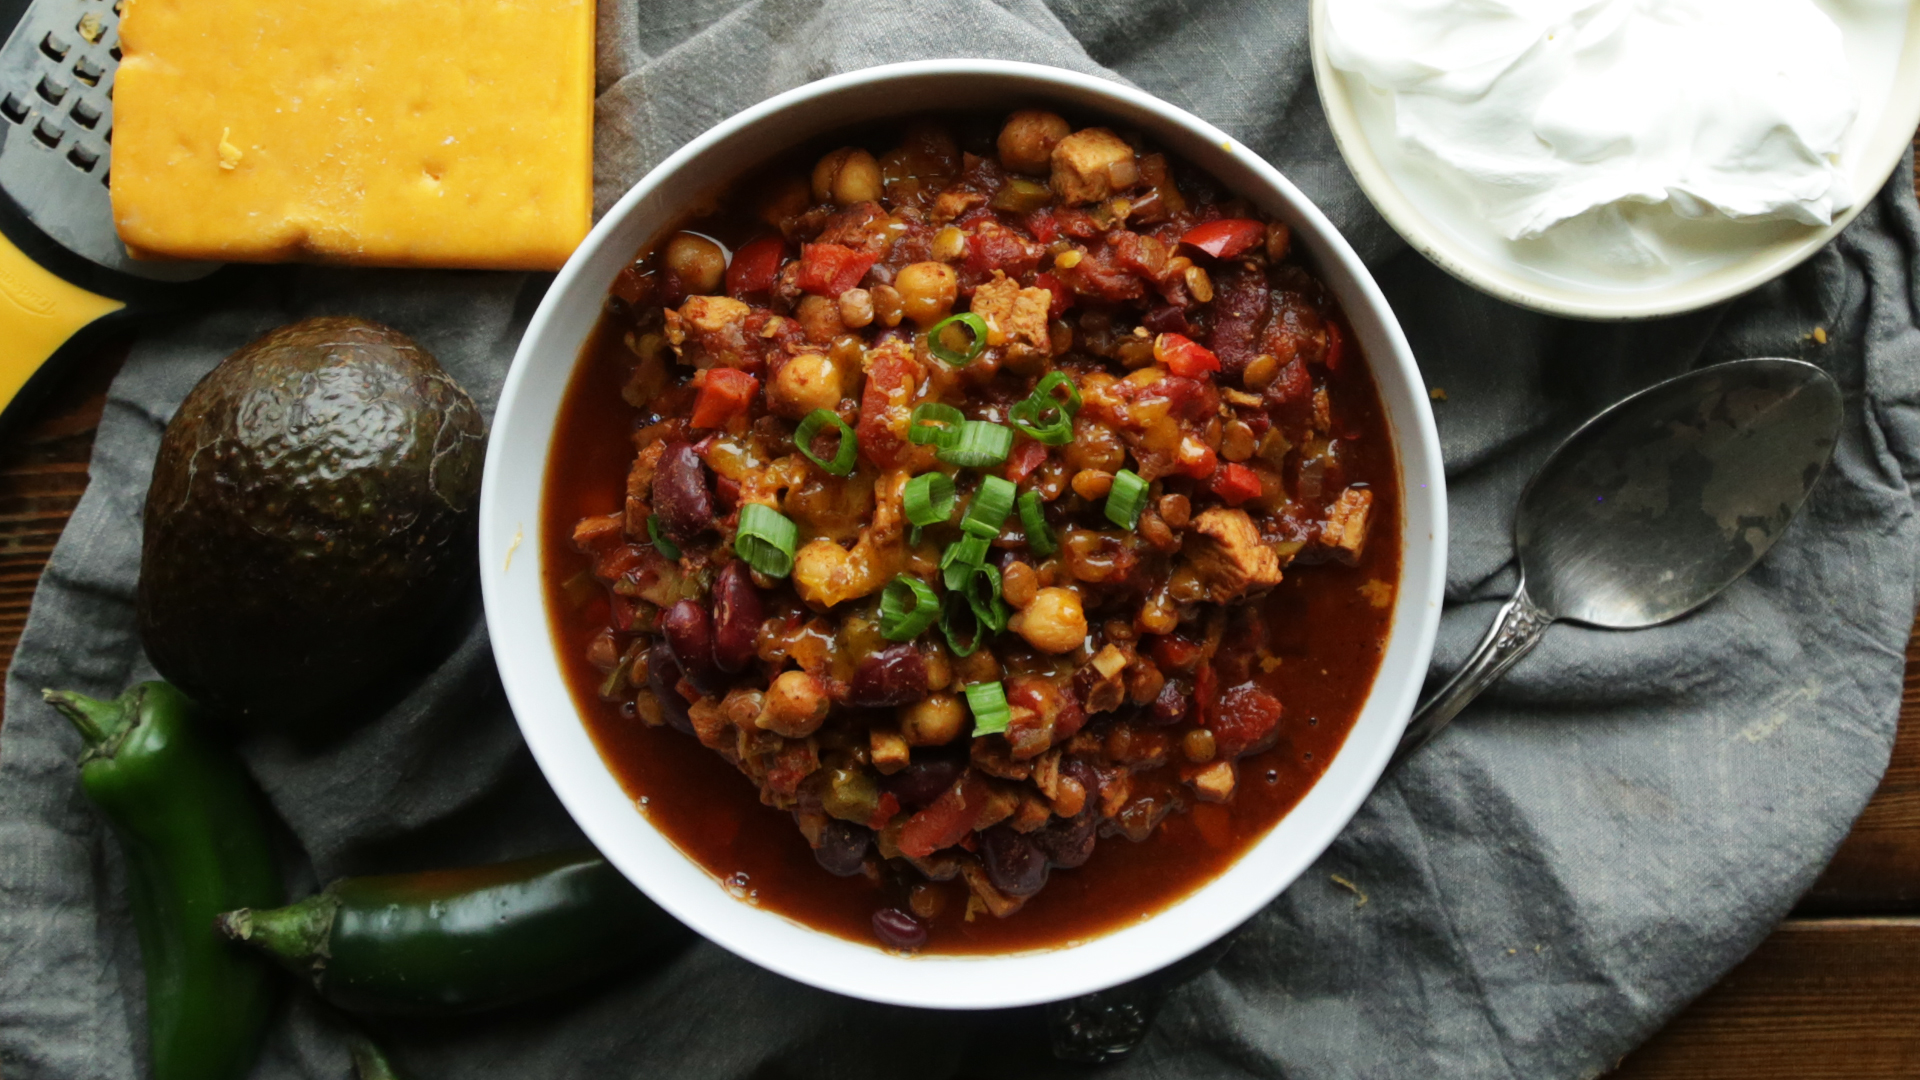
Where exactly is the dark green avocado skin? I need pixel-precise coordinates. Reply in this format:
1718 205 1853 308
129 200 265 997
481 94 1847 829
137 317 487 731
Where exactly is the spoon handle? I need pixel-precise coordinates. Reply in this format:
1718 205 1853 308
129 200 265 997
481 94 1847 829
1391 583 1554 770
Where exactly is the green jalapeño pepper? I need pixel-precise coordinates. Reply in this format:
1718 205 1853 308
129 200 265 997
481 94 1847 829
218 850 686 1014
47 682 282 1080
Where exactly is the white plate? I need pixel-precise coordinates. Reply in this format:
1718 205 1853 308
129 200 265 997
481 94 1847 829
1311 0 1920 320
480 59 1447 1009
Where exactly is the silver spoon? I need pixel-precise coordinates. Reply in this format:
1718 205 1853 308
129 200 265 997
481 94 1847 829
1393 357 1844 768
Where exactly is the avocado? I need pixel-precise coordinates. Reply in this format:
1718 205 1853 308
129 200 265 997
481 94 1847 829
137 316 487 731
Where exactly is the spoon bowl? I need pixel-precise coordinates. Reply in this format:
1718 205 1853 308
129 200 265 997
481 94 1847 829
1396 357 1842 765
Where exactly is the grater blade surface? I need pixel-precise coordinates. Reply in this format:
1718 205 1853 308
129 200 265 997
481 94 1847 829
0 0 213 281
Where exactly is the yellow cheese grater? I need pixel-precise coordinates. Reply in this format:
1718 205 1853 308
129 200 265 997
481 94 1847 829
0 0 219 424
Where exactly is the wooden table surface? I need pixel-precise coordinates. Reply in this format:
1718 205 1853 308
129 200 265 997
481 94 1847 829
5 274 1918 1079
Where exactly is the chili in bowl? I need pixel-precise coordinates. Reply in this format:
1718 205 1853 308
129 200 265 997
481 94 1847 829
482 60 1445 1009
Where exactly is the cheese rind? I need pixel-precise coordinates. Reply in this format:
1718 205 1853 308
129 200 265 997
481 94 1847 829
110 0 593 270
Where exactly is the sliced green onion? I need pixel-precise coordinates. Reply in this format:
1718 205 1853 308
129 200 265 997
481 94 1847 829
647 514 682 560
965 680 1011 737
941 591 985 658
909 402 965 448
941 533 991 591
735 503 799 578
964 563 1010 632
904 472 956 528
926 312 990 366
936 420 1013 468
794 408 858 476
961 475 1016 539
1008 371 1081 446
1105 468 1149 530
1017 490 1056 557
879 575 940 642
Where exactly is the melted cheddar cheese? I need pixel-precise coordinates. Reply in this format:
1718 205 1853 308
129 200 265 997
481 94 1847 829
110 0 593 269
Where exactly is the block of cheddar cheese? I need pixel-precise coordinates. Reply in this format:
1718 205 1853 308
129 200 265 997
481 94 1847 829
110 0 593 269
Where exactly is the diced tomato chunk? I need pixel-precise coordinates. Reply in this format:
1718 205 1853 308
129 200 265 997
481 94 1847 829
1324 319 1346 373
1181 218 1267 260
1024 208 1060 244
1150 634 1205 673
796 243 877 297
726 236 786 300
689 368 759 430
1031 272 1074 320
1153 332 1222 379
1005 439 1050 484
1211 683 1284 758
1210 463 1263 505
867 791 902 831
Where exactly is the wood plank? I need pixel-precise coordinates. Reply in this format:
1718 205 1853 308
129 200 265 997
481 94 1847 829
1612 919 1920 1079
1798 622 1920 913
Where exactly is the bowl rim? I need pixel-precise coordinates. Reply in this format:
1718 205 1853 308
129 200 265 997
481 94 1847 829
1309 0 1920 321
480 57 1447 1009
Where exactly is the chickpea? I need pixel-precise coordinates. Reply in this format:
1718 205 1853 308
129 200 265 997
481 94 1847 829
1157 493 1191 529
1242 353 1280 391
812 147 884 206
953 647 1003 688
795 293 845 344
871 283 906 328
899 692 966 746
1183 728 1218 763
1049 775 1087 818
1010 587 1088 654
1002 561 1039 609
758 670 830 737
771 353 842 418
1071 469 1114 501
893 262 958 327
839 288 875 329
1221 420 1257 462
663 232 725 296
930 226 968 262
998 109 1071 175
759 174 812 231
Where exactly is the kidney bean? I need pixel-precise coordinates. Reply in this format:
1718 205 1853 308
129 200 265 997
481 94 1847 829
845 644 929 708
879 755 965 809
710 562 763 674
1030 805 1097 869
980 825 1050 898
1151 678 1189 725
647 649 694 735
812 819 871 877
871 907 928 950
652 441 715 543
661 600 723 695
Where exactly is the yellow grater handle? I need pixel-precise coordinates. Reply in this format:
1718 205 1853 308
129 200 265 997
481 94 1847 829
0 229 124 418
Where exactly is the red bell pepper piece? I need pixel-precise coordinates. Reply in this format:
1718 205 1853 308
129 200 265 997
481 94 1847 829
1210 462 1263 505
726 236 786 300
689 368 759 430
796 243 877 297
1153 332 1222 378
1180 218 1267 260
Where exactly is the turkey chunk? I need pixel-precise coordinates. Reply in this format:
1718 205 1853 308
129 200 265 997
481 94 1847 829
969 272 1053 355
1049 128 1138 205
1185 508 1283 603
1318 486 1374 565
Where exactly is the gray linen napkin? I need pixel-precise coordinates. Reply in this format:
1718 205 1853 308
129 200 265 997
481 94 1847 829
6 2 1919 1077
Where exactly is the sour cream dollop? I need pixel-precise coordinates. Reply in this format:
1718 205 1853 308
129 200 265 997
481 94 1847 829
1324 0 1860 244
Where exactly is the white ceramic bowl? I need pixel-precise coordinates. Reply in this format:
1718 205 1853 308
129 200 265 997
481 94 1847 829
481 59 1446 1009
1311 0 1920 320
